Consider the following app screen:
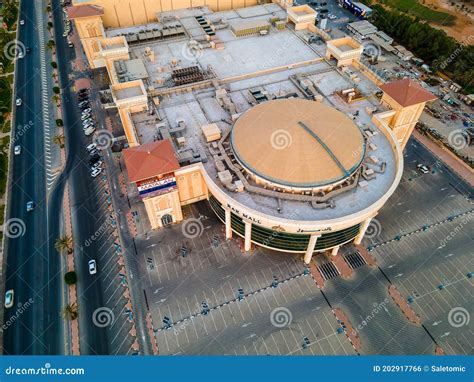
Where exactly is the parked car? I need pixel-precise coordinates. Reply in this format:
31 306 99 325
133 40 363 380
89 154 101 165
91 160 102 170
91 167 102 178
19 20 25 26
84 126 96 136
86 143 97 152
4 289 14 309
88 259 97 275
417 164 430 174
14 145 21 155
16 98 22 106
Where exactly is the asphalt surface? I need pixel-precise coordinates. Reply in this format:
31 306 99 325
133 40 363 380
50 0 111 355
2 0 63 355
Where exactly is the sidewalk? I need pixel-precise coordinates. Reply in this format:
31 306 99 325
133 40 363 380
413 131 474 187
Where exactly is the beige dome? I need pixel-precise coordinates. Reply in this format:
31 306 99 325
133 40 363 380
231 98 365 188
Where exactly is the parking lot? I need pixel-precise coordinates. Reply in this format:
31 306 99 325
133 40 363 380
74 162 138 355
133 202 356 355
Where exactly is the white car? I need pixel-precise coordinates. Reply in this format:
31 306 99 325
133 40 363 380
88 259 97 275
91 160 102 170
81 113 92 121
4 289 14 309
91 167 102 178
16 98 22 106
26 201 34 212
14 145 21 155
86 143 97 152
18 51 24 59
84 126 96 136
417 164 430 174
19 20 25 26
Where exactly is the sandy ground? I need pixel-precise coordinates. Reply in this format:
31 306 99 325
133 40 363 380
422 0 474 42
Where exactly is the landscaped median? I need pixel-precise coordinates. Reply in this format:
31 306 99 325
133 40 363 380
0 0 19 242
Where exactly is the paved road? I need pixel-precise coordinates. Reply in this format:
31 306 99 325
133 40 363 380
2 0 64 355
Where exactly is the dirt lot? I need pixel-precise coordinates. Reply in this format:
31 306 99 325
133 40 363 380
419 0 474 42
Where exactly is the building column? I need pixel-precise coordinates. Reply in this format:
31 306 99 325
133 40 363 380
225 209 232 240
354 217 373 245
331 245 340 257
304 234 320 264
244 220 252 252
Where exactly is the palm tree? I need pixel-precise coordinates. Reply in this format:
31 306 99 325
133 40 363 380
53 134 65 148
55 235 73 254
63 303 78 320
47 40 55 50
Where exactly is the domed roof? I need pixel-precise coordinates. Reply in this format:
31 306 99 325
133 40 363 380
231 98 365 188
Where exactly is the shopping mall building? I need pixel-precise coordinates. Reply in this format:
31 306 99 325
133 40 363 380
69 1 435 263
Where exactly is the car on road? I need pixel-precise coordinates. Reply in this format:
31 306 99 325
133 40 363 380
89 148 99 157
26 201 35 212
81 113 92 121
78 100 89 108
82 118 93 126
4 290 14 309
86 143 97 152
19 20 25 26
16 98 22 106
14 145 21 155
91 167 102 178
18 51 24 59
88 259 97 275
417 164 430 174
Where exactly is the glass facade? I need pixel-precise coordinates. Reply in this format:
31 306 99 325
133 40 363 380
208 195 361 252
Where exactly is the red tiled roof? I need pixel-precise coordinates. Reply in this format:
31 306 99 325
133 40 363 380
123 140 180 183
380 78 436 107
66 5 104 19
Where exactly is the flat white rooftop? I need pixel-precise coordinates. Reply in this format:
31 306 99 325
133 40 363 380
110 4 398 221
